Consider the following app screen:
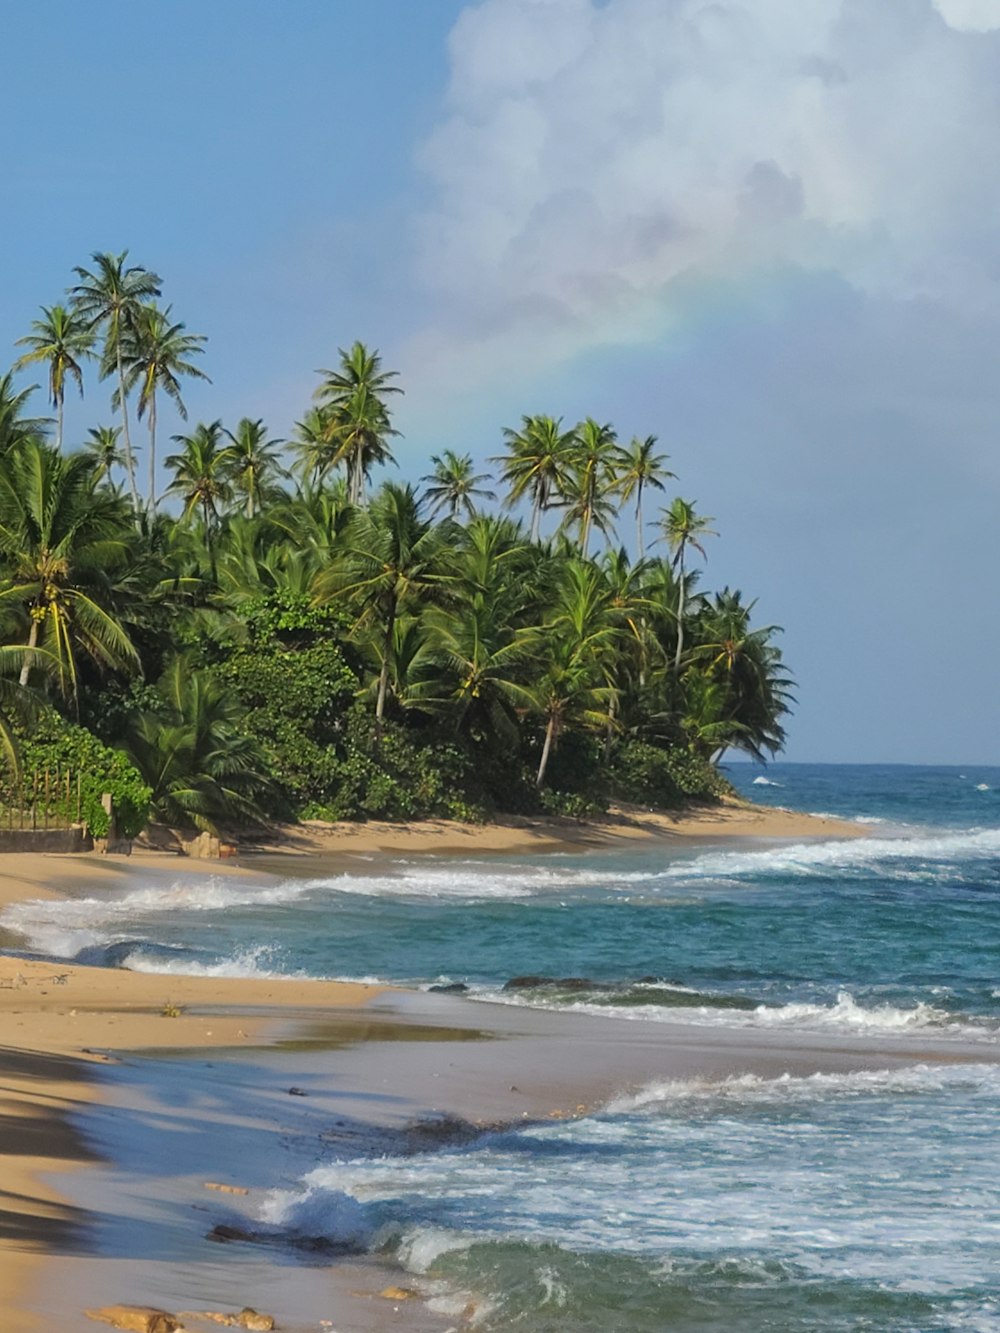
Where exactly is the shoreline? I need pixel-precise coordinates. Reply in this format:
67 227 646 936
0 800 868 1330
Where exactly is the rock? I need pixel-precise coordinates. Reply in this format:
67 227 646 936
207 1223 258 1244
428 982 468 993
379 1286 418 1301
502 975 552 991
237 1313 274 1332
287 1086 307 1096
203 1181 249 1195
85 1308 182 1333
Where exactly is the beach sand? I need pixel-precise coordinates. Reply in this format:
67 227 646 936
0 801 880 1330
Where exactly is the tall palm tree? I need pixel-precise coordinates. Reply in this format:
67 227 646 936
659 498 717 674
313 482 445 730
420 450 495 520
164 421 233 533
313 342 402 506
224 418 287 519
530 559 617 786
616 435 674 557
13 305 94 451
0 372 49 454
290 406 336 486
120 303 209 512
70 250 161 509
560 418 621 556
491 414 576 543
82 425 126 484
0 440 139 703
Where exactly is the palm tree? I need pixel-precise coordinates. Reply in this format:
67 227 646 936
70 250 161 509
0 645 46 777
120 303 209 512
125 656 274 831
0 440 139 703
290 406 336 486
0 372 49 454
313 482 445 731
616 435 674 557
313 342 402 506
560 418 621 556
530 559 616 786
82 426 126 484
13 305 94 451
164 421 233 533
224 418 287 518
420 450 495 520
492 414 576 543
658 498 717 674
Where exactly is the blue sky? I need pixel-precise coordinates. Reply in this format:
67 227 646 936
2 0 998 764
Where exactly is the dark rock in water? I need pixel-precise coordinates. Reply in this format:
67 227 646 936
207 1223 360 1256
429 982 468 994
287 1086 307 1096
208 1223 258 1244
557 977 594 991
503 975 554 991
503 974 601 992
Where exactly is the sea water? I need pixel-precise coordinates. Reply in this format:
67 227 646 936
5 764 1000 1330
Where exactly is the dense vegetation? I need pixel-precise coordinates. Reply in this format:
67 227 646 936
0 251 792 833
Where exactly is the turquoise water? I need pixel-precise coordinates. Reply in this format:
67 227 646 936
6 764 1000 1330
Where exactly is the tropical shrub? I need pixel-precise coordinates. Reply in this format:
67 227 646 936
608 739 731 808
15 711 150 837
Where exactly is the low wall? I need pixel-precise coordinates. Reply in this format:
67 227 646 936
0 826 92 854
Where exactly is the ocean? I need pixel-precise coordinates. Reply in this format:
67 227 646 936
5 763 1000 1331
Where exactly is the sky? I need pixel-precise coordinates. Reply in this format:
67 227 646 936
1 0 998 764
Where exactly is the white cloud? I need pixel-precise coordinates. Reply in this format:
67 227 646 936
409 0 1000 380
933 0 1000 32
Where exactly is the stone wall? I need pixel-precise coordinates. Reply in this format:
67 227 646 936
0 826 92 854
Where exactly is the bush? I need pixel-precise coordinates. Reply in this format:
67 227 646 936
314 707 487 823
539 788 607 820
609 740 731 809
15 713 151 838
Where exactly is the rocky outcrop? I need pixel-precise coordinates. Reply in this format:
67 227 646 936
85 1309 182 1333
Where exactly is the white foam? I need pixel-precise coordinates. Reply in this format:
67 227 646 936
663 825 1000 882
487 987 996 1040
126 945 290 979
752 776 782 787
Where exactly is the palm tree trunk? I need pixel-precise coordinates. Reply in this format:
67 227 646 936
674 553 685 675
536 713 557 787
56 396 64 454
147 393 157 514
19 617 39 688
635 482 644 558
116 343 142 511
375 598 397 735
604 690 617 763
530 494 542 544
581 506 592 557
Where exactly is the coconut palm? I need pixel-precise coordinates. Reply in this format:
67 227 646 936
313 482 446 730
224 418 288 519
420 450 495 520
313 342 401 506
492 414 576 543
530 560 617 786
13 305 94 451
82 426 126 484
70 250 161 509
658 498 717 674
290 407 336 486
164 421 233 532
125 656 274 831
616 435 674 558
0 440 139 704
120 303 209 512
560 418 621 556
0 372 49 454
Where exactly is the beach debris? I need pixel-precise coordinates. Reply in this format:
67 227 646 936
85 1306 183 1333
287 1086 307 1096
161 1000 183 1018
203 1181 250 1195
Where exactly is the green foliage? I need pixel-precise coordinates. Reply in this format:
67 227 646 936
609 740 732 808
315 706 486 823
539 788 607 820
16 712 150 837
0 264 794 830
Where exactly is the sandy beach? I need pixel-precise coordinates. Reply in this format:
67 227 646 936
0 801 897 1331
